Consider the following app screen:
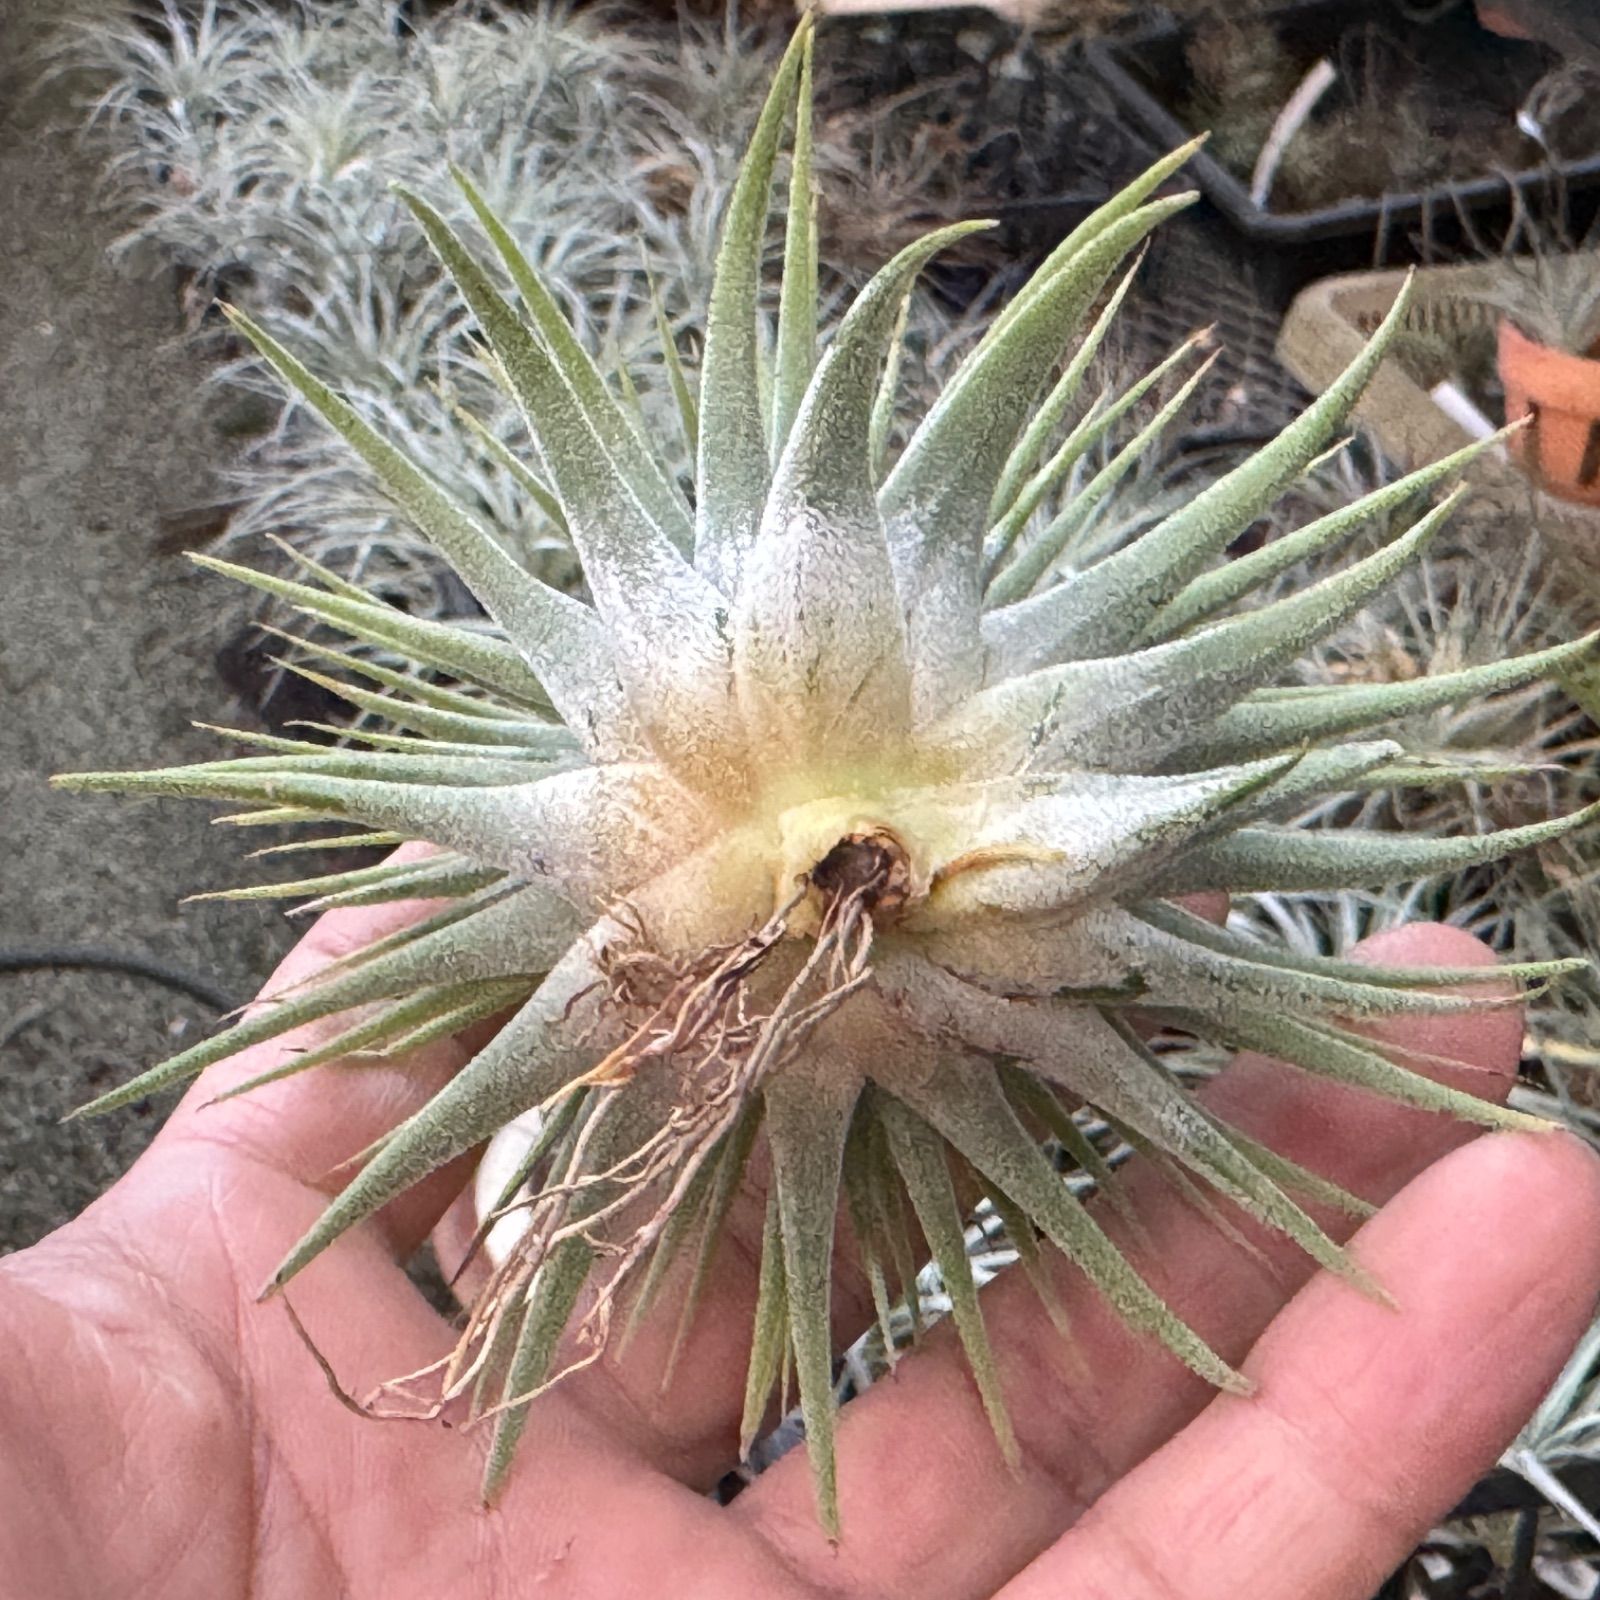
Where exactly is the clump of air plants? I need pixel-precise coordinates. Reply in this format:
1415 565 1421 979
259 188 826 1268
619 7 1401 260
955 0 1227 31
45 0 667 607
47 0 985 623
57 23 1600 1535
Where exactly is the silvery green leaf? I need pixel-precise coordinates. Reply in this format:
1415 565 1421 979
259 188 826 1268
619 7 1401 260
399 190 741 786
1001 277 1419 662
764 1060 861 1537
189 554 555 713
945 486 1458 774
1191 630 1600 762
769 31 817 464
873 1046 1249 1396
983 333 1212 604
987 253 1144 524
735 222 989 768
448 166 694 554
1161 801 1600 894
882 194 1198 721
694 22 812 594
1143 432 1510 643
70 883 577 1117
222 305 620 737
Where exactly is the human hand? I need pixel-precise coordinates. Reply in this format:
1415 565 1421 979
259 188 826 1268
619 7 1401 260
3 895 1598 1600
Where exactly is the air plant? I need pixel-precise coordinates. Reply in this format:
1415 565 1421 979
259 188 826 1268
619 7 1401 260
1181 12 1302 183
1482 242 1600 357
57 25 1600 1536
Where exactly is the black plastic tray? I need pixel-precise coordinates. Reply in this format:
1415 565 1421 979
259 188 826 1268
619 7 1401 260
1083 0 1600 258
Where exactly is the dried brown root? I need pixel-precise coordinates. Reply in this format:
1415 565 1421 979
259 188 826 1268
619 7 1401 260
364 857 893 1430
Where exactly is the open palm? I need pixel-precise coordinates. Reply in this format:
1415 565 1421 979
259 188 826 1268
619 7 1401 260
4 893 1599 1600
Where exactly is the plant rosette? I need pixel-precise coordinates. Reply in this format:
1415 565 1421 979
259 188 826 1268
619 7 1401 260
52 20 1600 1536
1498 317 1600 507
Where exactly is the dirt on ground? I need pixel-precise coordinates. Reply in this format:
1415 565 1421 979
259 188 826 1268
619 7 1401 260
0 0 295 1253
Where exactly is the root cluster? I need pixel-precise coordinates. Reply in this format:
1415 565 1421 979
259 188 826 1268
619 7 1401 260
364 853 892 1431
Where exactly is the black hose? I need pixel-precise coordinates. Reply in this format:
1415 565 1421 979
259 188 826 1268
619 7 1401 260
0 947 238 1013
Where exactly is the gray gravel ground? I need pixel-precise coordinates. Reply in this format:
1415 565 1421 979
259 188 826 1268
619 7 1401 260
0 0 295 1253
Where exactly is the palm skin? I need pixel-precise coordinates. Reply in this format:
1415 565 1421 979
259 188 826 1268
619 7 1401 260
4 893 1599 1600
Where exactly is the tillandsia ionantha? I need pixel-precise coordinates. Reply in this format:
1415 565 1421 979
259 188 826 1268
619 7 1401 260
56 20 1600 1534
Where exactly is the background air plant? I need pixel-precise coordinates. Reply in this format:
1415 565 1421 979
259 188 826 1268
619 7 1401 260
55 23 1600 1536
1481 239 1600 356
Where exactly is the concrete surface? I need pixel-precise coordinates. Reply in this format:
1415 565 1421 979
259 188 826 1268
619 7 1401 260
0 0 294 1252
